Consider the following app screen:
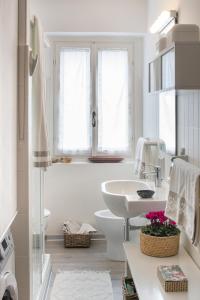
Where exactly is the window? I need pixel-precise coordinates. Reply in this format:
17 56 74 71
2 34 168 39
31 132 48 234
57 47 91 154
54 41 134 157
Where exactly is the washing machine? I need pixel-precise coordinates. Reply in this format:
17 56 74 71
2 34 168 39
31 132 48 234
0 229 18 299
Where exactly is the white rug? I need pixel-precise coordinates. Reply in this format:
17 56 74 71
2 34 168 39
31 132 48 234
50 270 114 300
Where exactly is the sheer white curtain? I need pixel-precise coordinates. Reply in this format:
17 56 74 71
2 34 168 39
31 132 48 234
56 48 91 155
54 43 133 157
97 49 129 153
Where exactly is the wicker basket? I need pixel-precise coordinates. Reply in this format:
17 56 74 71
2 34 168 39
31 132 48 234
140 232 180 257
64 233 91 248
122 277 139 300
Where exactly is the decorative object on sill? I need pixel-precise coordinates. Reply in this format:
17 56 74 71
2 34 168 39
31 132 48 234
137 189 155 199
140 211 180 257
88 156 124 163
52 157 72 163
157 265 188 292
122 276 139 300
52 158 59 163
60 157 72 163
63 220 96 248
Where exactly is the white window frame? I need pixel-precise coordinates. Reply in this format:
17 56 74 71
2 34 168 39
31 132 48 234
53 38 137 158
93 42 134 157
54 41 93 156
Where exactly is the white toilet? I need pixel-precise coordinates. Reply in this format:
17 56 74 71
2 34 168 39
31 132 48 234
95 209 147 261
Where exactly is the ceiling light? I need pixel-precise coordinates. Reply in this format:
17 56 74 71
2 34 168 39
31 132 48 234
150 10 177 34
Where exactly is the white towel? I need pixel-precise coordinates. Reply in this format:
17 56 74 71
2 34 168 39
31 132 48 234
134 137 166 177
31 16 51 168
63 220 96 234
63 220 81 234
134 137 146 176
165 158 200 243
78 223 97 234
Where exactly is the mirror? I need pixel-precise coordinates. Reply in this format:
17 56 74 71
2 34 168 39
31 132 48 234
159 90 177 155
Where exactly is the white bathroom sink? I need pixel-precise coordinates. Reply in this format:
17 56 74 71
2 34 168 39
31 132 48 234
101 180 168 218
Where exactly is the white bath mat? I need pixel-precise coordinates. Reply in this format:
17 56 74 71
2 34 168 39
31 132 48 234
50 270 114 300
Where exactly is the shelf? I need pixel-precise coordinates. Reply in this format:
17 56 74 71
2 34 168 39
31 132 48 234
149 41 200 93
123 242 200 300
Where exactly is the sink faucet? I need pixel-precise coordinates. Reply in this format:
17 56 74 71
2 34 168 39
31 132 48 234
142 165 162 187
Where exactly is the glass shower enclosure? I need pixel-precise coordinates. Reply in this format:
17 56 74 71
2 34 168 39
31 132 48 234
30 83 51 300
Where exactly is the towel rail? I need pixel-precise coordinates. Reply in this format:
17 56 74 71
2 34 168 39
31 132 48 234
144 141 164 146
171 155 188 162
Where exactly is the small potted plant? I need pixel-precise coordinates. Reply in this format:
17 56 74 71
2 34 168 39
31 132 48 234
140 210 180 257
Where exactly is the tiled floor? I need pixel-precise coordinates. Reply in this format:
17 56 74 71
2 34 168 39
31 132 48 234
45 239 124 300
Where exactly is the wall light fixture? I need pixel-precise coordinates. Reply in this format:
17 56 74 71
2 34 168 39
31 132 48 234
150 10 178 34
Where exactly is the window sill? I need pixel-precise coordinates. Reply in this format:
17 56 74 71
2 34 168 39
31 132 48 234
52 159 134 165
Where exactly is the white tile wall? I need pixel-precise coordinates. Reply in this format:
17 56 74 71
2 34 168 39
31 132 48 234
145 90 200 169
177 90 200 167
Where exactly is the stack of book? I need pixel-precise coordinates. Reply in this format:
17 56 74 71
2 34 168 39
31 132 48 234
157 265 188 292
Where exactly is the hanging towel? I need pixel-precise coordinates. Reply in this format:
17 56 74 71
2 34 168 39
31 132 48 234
134 137 146 176
134 137 166 177
193 187 200 246
31 16 51 169
165 158 200 243
157 139 167 160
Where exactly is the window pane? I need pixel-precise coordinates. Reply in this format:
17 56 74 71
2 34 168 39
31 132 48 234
57 48 91 154
97 49 130 153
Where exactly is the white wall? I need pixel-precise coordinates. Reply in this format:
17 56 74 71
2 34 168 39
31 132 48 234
44 163 135 235
31 0 147 33
0 0 18 237
177 90 200 168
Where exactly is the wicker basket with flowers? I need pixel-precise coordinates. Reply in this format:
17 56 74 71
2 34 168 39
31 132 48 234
140 210 180 257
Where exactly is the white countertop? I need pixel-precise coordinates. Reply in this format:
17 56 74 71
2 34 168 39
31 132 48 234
125 181 169 213
124 242 200 300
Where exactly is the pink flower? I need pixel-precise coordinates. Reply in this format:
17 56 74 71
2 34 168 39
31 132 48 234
145 210 176 226
145 210 166 220
169 220 176 225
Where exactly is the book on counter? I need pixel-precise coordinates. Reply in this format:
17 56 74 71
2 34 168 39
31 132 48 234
157 265 188 292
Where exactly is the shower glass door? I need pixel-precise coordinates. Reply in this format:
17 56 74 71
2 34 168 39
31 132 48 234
30 77 44 299
31 167 43 300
